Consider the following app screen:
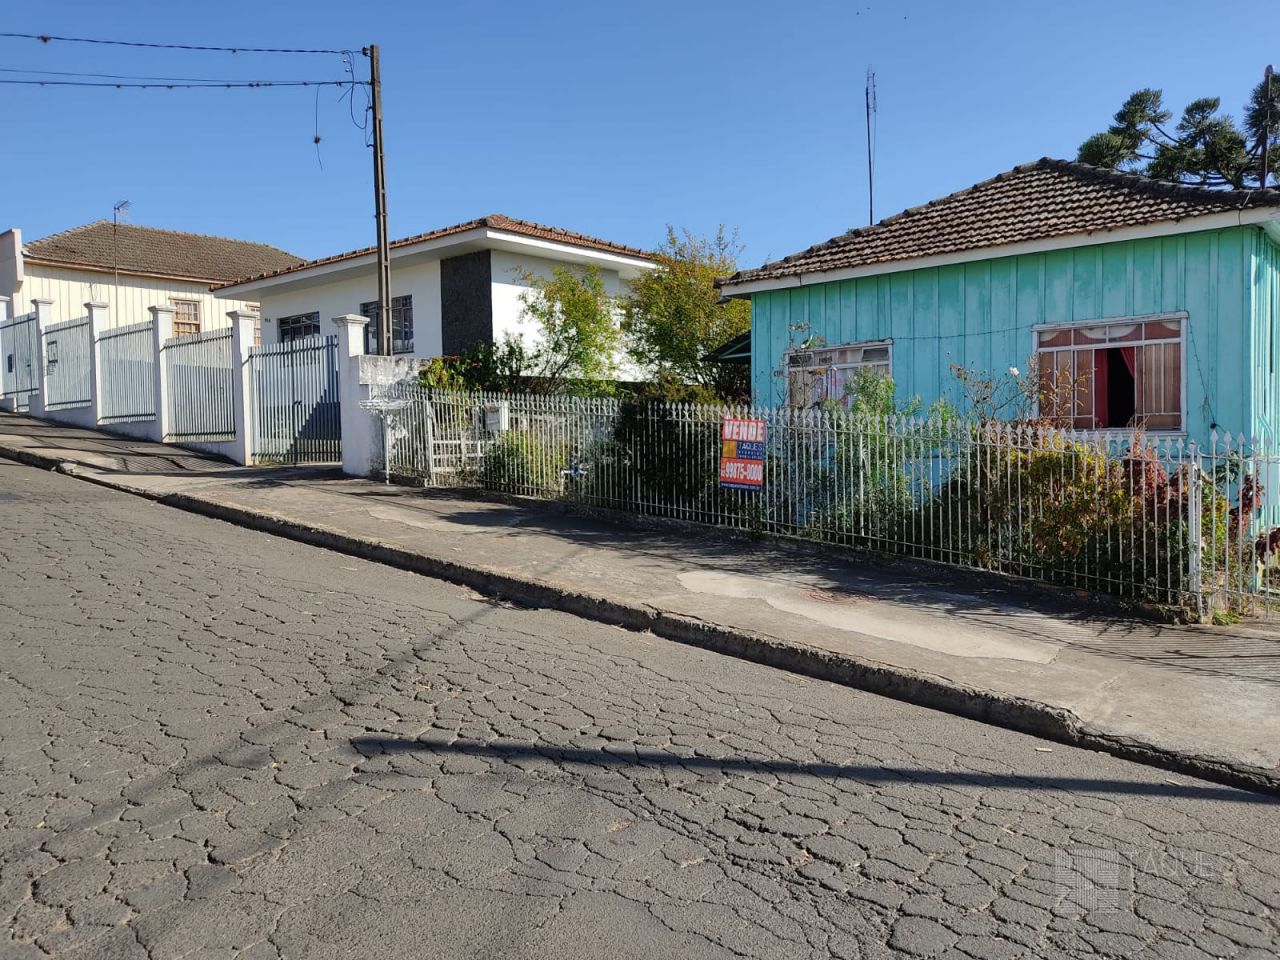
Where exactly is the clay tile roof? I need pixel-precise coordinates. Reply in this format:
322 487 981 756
218 213 655 288
24 221 304 283
721 158 1280 287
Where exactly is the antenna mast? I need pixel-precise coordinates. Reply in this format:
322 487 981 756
1263 65 1274 189
112 199 131 315
865 67 877 225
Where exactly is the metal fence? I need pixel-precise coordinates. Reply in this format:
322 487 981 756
97 320 155 423
41 316 92 409
0 311 39 410
163 328 234 441
248 335 341 464
372 383 1280 618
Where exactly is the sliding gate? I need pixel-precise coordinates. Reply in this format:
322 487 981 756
0 312 39 410
248 335 342 465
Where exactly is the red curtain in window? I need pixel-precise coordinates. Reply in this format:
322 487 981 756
1092 350 1108 428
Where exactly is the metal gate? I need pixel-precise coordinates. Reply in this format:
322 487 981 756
0 312 39 410
248 336 342 464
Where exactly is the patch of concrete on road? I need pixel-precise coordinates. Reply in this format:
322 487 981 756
677 569 1061 663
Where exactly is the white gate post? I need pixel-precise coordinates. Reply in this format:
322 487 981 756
86 302 109 426
28 298 53 419
149 305 175 443
227 310 258 467
333 314 371 477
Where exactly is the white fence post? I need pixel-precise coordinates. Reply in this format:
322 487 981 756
86 302 109 426
27 298 53 419
227 310 258 467
333 314 372 477
149 305 175 443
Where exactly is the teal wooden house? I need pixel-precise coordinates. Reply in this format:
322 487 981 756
719 159 1280 447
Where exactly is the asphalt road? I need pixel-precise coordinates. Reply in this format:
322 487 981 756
1 460 1278 960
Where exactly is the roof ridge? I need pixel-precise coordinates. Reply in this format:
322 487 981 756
27 220 299 258
727 156 1280 285
1040 157 1280 205
217 213 654 288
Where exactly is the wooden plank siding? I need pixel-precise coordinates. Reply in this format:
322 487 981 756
749 225 1263 446
1251 231 1280 437
17 264 260 331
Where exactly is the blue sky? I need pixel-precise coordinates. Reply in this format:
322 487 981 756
2 1 1275 270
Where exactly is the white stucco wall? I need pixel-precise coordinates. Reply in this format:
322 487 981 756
11 262 261 329
489 250 639 379
250 259 442 356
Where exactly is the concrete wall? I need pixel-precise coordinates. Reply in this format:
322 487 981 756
748 226 1261 445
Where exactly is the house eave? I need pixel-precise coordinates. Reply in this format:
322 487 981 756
720 207 1280 298
22 256 233 288
215 227 656 299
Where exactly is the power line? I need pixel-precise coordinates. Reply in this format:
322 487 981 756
0 66 365 84
0 78 355 89
0 32 350 55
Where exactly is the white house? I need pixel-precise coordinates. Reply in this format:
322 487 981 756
0 221 302 331
212 214 655 363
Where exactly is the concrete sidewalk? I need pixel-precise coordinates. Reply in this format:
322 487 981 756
3 411 1279 794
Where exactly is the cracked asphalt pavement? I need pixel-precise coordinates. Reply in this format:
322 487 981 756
2 460 1279 960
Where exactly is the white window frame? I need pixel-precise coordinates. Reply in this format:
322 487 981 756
1031 311 1188 434
784 338 893 408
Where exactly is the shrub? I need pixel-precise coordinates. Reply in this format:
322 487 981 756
480 431 566 496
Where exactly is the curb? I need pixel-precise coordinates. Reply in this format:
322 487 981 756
5 443 1278 798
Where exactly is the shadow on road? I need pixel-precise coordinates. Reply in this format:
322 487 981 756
349 735 1279 805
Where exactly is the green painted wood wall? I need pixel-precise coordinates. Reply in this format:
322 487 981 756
1250 232 1280 438
750 225 1275 445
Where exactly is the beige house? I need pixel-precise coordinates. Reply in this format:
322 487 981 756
0 221 302 330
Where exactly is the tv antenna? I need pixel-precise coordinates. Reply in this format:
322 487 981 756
112 199 131 309
865 67 877 225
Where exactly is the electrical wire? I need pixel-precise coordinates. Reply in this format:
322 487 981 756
0 78 355 89
0 65 365 84
0 32 351 55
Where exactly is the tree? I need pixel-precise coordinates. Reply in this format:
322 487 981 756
516 264 620 394
1078 75 1280 188
620 226 752 399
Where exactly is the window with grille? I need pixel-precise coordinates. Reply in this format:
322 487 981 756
171 299 201 337
786 340 892 408
360 295 414 354
278 312 321 342
1034 316 1183 430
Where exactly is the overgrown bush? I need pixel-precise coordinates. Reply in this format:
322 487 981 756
480 431 566 496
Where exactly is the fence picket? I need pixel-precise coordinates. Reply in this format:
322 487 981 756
368 383 1280 618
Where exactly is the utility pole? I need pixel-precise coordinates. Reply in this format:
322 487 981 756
1263 65 1274 189
365 44 392 356
865 68 877 225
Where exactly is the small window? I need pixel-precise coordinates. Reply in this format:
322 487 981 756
5 354 12 374
278 312 321 342
1035 316 1183 430
786 340 892 408
171 299 201 337
360 295 414 354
